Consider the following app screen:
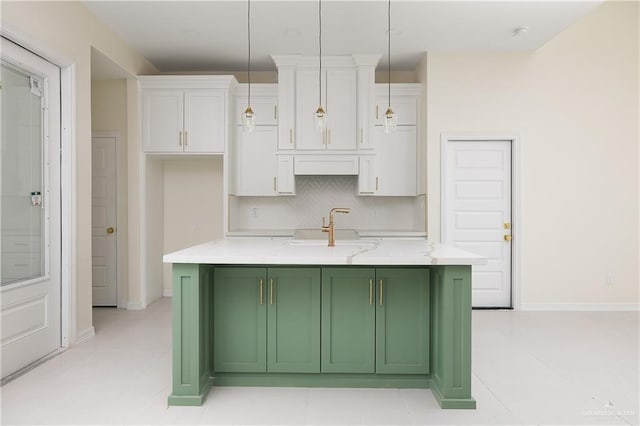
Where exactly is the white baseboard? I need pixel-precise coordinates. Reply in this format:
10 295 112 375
520 303 640 311
163 288 172 297
126 301 144 310
75 326 95 344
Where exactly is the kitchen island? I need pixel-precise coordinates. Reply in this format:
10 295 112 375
163 238 485 409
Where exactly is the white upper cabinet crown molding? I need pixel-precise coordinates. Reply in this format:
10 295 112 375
138 75 239 90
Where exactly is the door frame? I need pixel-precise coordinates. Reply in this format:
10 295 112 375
440 133 521 310
92 131 123 308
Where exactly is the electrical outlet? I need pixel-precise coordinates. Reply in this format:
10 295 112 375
606 273 614 286
250 207 258 219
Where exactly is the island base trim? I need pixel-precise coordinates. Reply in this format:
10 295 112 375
212 373 430 388
167 380 212 406
430 380 477 409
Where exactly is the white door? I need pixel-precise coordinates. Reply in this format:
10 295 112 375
444 140 512 308
91 136 117 306
1 38 62 378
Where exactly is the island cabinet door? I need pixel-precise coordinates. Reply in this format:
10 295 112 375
213 267 267 372
266 268 321 373
375 268 430 374
321 268 376 373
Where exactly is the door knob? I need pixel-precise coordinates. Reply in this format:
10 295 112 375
107 227 115 234
504 234 512 241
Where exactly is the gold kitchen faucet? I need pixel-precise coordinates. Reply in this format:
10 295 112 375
321 208 351 247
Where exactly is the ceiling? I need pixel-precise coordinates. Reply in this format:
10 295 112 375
84 0 602 73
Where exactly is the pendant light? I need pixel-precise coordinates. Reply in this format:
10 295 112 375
314 0 326 132
383 0 397 134
242 0 256 132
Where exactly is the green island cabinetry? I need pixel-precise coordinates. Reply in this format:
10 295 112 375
168 264 475 409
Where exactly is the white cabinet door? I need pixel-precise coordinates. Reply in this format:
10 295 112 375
142 90 184 153
233 126 278 196
276 155 295 195
375 95 417 126
235 95 278 126
277 68 296 150
296 69 326 150
184 90 225 153
373 126 417 196
358 155 376 195
326 69 357 150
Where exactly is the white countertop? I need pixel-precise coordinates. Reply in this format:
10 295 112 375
163 237 486 266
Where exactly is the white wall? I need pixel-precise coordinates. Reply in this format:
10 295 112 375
161 158 224 296
2 2 157 340
425 0 639 307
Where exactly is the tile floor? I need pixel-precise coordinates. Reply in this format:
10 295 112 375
1 297 638 425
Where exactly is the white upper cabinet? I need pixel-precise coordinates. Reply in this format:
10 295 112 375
234 85 278 126
373 126 417 196
142 89 184 153
231 126 278 196
296 68 357 150
374 84 420 126
272 55 380 153
139 76 236 154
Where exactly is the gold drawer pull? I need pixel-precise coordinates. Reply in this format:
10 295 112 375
178 131 182 146
270 279 274 304
379 279 383 305
259 279 264 304
289 128 293 144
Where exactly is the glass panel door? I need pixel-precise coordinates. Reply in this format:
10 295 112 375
1 63 46 285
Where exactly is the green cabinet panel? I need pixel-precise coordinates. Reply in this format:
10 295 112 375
213 267 267 373
376 268 430 374
267 268 321 373
321 268 376 373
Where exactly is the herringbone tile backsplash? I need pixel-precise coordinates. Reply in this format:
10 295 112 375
230 176 424 231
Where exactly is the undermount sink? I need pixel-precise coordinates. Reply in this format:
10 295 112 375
294 229 359 240
289 229 377 248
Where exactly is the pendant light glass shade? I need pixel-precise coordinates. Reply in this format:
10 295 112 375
383 107 397 133
242 106 256 132
242 0 255 132
314 0 326 133
384 0 396 134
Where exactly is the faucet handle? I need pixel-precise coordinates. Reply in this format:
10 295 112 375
322 216 328 231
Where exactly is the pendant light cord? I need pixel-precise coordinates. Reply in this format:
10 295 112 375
247 0 251 107
388 0 391 110
319 0 322 108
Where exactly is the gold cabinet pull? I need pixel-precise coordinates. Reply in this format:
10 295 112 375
273 177 277 191
376 105 379 120
269 278 274 304
504 235 512 241
259 278 264 304
178 131 182 146
328 129 331 144
360 128 364 144
379 279 383 305
274 105 278 120
369 279 373 305
184 131 188 146
289 128 293 144
375 177 379 191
